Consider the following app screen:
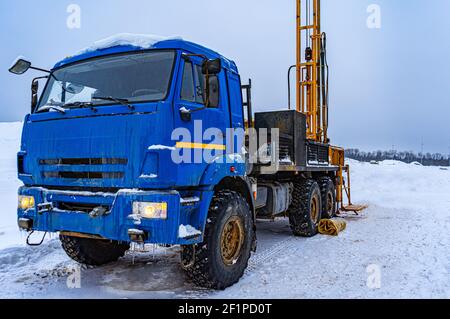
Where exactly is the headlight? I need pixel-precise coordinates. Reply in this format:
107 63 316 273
18 196 35 210
133 202 167 220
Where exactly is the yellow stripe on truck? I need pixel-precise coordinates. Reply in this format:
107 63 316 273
175 142 226 151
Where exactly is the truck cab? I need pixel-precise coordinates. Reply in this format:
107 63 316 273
16 37 252 247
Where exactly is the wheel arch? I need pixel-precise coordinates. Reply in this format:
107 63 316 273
213 176 256 219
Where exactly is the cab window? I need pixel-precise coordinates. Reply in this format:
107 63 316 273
180 60 220 108
180 61 195 102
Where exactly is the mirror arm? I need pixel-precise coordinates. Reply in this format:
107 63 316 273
30 76 49 113
183 53 208 61
29 66 51 74
180 105 209 122
204 70 211 107
32 75 49 82
189 106 208 114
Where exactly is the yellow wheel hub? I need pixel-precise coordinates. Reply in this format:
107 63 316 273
326 192 334 215
311 194 320 223
220 216 245 266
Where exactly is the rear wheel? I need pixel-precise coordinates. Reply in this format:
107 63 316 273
181 191 254 290
287 179 322 237
60 235 129 266
319 177 337 219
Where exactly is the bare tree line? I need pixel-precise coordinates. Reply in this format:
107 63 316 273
345 149 450 167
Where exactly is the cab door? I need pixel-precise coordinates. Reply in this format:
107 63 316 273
173 54 231 187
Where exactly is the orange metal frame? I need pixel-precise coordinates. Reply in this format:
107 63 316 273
296 0 366 213
296 0 326 143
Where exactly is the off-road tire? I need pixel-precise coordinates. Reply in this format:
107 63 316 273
287 179 322 237
60 235 129 266
319 177 337 219
181 191 254 290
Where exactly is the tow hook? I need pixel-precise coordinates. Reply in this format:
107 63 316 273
26 230 47 247
128 229 148 243
37 202 53 215
89 206 110 218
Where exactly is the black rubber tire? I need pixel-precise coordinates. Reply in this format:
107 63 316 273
287 179 322 237
181 191 254 290
59 235 129 266
319 177 337 219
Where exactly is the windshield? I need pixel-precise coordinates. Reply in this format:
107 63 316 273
37 50 176 112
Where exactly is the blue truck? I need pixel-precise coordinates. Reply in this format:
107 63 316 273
9 1 364 290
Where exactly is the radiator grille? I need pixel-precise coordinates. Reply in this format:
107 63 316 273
39 158 127 165
40 158 127 180
56 202 110 213
43 171 124 179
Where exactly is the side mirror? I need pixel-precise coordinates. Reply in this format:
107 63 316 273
180 110 192 122
9 58 32 75
206 75 220 108
202 59 222 75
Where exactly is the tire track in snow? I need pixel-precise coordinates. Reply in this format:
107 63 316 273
246 237 300 272
182 236 301 298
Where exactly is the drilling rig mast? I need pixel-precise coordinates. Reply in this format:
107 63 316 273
296 0 328 144
296 0 366 213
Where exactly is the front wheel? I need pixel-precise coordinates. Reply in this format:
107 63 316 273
60 235 129 266
181 191 254 290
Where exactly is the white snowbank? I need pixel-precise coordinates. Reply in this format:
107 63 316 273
178 225 202 239
76 33 182 55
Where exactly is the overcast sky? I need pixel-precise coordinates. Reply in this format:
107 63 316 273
0 0 449 154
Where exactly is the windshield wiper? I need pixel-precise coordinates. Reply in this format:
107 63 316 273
63 102 98 113
92 96 135 110
37 105 66 114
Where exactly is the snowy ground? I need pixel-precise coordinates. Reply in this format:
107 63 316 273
0 122 449 299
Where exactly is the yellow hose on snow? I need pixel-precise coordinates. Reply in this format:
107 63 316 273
318 218 347 236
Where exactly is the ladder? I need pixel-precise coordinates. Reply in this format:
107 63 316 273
296 0 328 144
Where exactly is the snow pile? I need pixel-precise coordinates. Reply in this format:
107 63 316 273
178 225 202 239
0 123 25 249
180 197 200 204
179 107 190 114
348 159 450 211
127 214 142 226
139 174 158 179
148 144 176 151
76 33 182 55
279 156 293 164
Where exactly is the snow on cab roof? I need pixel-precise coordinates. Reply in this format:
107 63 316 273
76 33 182 55
54 33 238 74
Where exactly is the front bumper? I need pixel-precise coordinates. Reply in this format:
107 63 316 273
17 186 212 245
